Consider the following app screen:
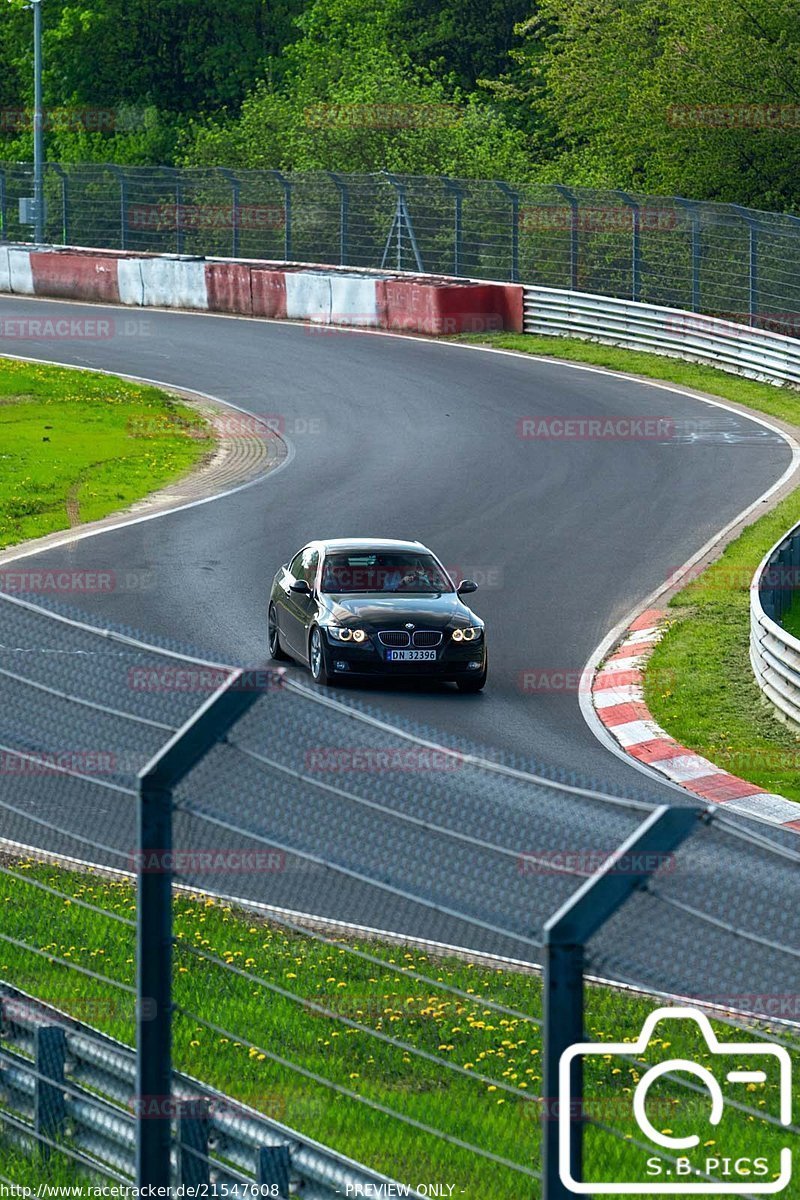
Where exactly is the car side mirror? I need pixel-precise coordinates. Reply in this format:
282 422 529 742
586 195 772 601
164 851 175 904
290 579 312 595
457 579 478 595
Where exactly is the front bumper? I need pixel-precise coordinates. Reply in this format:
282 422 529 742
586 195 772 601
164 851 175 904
323 631 486 680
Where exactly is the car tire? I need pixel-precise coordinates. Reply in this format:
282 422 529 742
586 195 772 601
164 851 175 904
268 603 290 661
457 660 487 693
309 625 335 687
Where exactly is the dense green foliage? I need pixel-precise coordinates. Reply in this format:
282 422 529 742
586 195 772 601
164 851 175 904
2 0 800 208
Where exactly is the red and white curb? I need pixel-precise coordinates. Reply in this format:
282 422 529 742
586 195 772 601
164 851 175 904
592 608 800 831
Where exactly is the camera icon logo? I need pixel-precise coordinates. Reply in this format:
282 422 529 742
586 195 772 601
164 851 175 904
559 1006 792 1194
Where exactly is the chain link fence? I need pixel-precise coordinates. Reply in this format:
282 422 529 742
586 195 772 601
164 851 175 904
3 165 800 332
0 589 797 1195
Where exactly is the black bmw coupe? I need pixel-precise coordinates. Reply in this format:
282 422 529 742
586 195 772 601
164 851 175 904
268 538 487 691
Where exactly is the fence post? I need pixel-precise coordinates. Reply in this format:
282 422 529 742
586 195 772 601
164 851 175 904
731 205 759 327
442 178 465 277
257 1144 291 1197
555 185 579 290
34 1025 66 1157
542 804 702 1200
328 172 350 266
218 168 241 259
495 180 520 283
269 170 293 261
108 164 128 250
0 168 6 242
174 171 185 255
136 669 271 1188
614 190 641 302
675 198 701 312
49 163 69 246
178 1098 209 1187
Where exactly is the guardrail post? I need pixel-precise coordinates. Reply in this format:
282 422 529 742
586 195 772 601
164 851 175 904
178 1098 209 1187
219 168 241 259
614 190 641 302
542 805 702 1200
107 164 128 250
495 180 520 282
49 164 69 246
34 1026 66 1157
442 177 465 277
675 198 701 312
257 1144 291 1197
555 185 579 290
269 171 293 261
328 172 350 266
136 670 269 1189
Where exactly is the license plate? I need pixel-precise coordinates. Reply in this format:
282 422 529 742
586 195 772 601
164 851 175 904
386 649 437 662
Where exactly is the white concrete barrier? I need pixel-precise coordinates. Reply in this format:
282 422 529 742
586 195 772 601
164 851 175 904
117 258 144 306
0 248 35 295
330 275 379 326
137 258 209 310
285 272 331 323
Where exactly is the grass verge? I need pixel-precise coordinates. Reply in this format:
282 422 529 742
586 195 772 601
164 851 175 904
457 333 800 803
0 358 213 549
0 860 795 1197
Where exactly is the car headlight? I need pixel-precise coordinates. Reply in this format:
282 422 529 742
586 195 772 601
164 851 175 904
452 627 483 642
328 626 369 643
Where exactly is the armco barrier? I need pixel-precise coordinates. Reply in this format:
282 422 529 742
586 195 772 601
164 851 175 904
0 244 522 334
0 984 422 1196
751 518 800 729
523 285 800 386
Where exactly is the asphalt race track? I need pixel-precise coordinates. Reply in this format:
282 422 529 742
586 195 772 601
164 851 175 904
0 297 793 799
1 297 799 998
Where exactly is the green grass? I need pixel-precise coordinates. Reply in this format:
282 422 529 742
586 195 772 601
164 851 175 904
0 860 795 1197
0 358 213 549
457 332 800 805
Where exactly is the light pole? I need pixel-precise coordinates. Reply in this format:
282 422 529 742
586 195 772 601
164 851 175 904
32 0 44 243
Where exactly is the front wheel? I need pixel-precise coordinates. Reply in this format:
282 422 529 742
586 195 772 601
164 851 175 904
309 626 334 686
268 603 289 661
457 660 487 693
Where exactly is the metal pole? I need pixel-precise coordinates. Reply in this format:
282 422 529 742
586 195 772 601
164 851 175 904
219 168 241 259
32 0 44 244
0 169 6 242
555 185 579 291
542 804 702 1200
135 669 273 1187
442 179 464 277
50 162 68 245
495 181 520 283
328 173 349 266
614 190 641 302
676 198 701 312
731 206 759 326
108 165 128 250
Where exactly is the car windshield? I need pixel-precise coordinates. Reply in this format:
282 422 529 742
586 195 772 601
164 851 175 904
321 552 453 594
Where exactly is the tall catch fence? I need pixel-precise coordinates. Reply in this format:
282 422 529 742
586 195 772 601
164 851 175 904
3 166 800 332
0 590 796 1196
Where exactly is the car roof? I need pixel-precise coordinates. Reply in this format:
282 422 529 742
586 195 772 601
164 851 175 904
318 538 429 554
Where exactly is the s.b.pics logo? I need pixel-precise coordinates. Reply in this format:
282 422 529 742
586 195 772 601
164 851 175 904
560 1008 793 1194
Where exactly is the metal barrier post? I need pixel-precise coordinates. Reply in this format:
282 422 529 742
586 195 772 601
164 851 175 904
108 164 128 250
34 1026 66 1157
442 177 465 276
676 198 701 311
542 804 702 1200
257 1144 291 1197
175 171 185 255
50 164 69 246
0 168 6 242
136 669 268 1188
555 185 579 291
219 168 241 259
269 170 293 261
328 172 349 266
731 206 760 326
614 190 641 302
178 1099 209 1187
495 180 520 282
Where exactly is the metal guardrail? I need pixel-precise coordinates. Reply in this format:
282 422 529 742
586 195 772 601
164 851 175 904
0 985 420 1196
522 285 800 386
751 518 800 729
